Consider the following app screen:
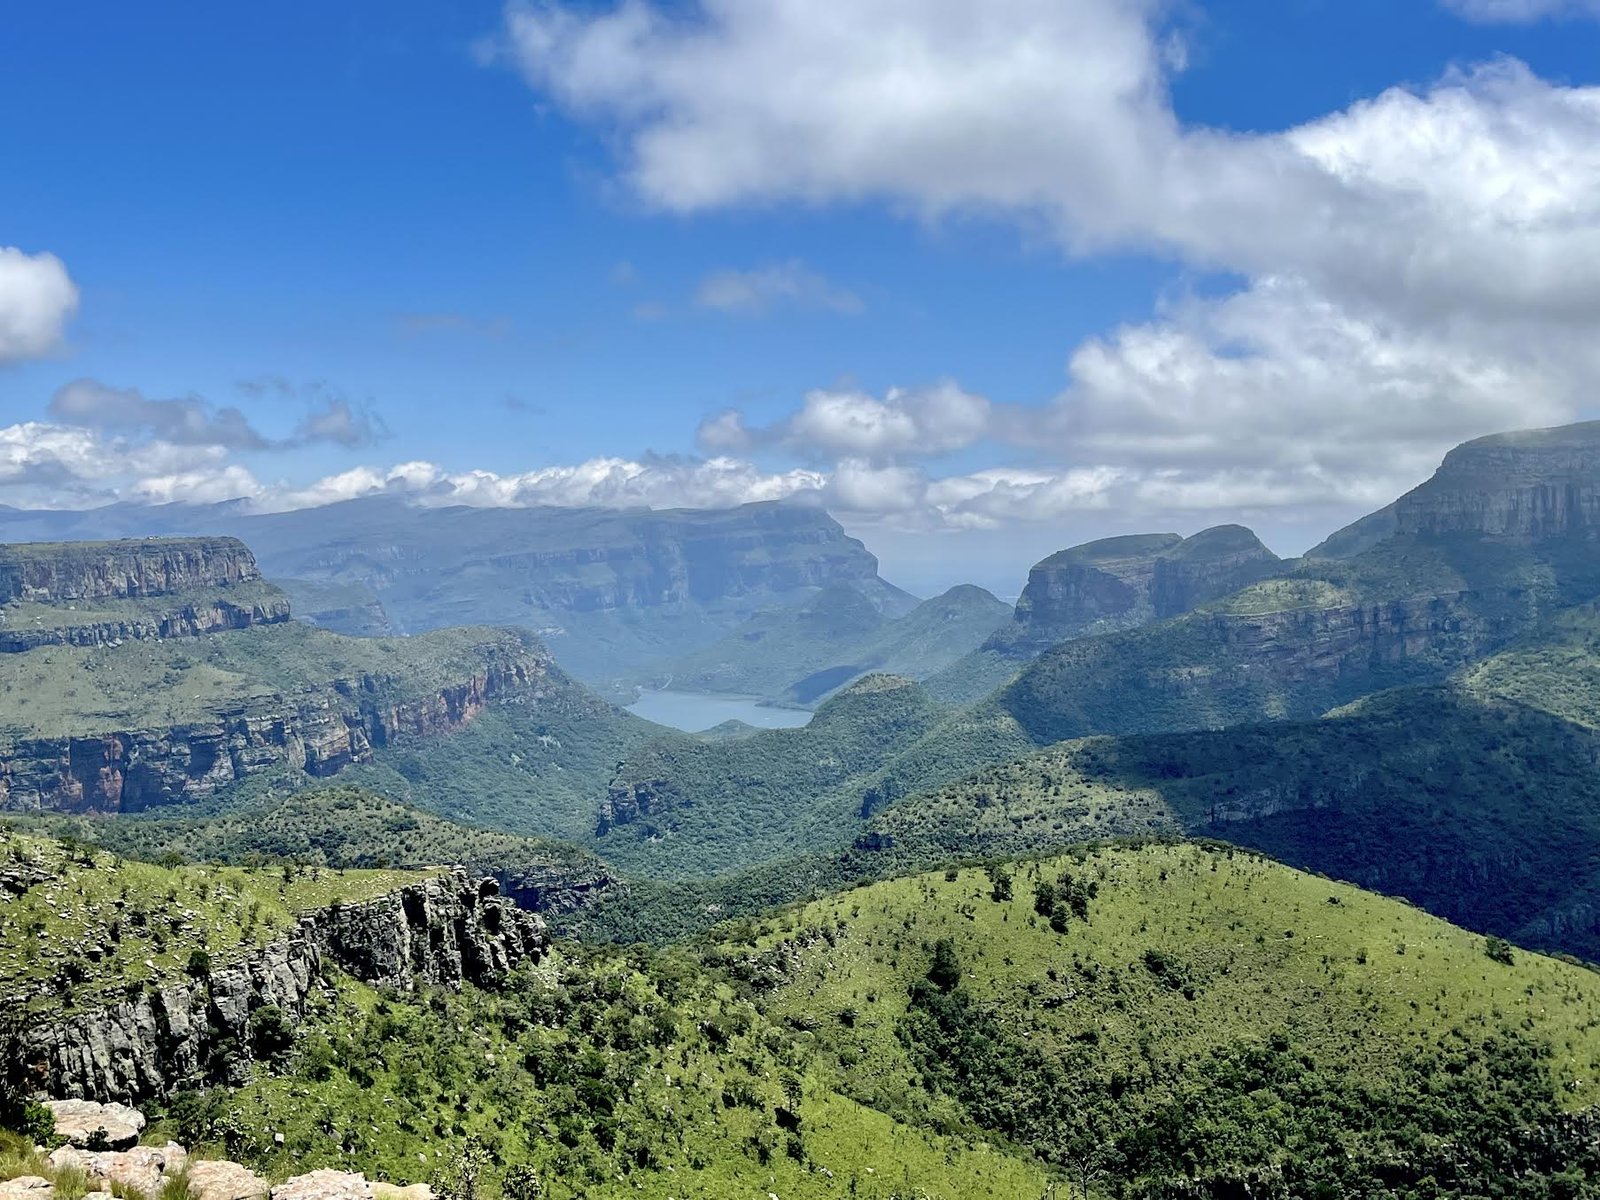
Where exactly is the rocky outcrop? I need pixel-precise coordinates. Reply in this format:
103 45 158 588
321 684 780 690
21 871 545 1105
993 526 1282 656
0 539 291 653
0 594 291 654
0 539 263 604
0 655 548 814
1395 423 1600 540
42 1100 147 1150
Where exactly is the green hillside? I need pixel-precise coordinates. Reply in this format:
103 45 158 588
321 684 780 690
722 843 1600 1196
16 786 616 912
0 621 537 739
594 674 952 878
0 827 430 1013
859 685 1600 960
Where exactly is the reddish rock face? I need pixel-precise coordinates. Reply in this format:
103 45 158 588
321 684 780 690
0 657 548 814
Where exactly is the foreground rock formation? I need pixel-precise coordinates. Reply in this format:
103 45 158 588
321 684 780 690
2 1104 428 1200
20 871 545 1105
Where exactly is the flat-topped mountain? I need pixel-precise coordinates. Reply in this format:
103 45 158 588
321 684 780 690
0 536 658 816
0 538 290 652
0 536 261 602
1002 525 1281 652
0 499 905 687
1314 420 1600 557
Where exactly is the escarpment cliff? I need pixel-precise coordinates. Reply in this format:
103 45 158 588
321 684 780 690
1393 422 1600 541
0 642 555 813
0 537 263 603
0 538 291 652
1003 586 1531 744
19 870 545 1105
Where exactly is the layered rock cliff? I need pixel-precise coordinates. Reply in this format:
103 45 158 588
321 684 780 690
991 526 1283 656
0 649 551 814
1313 420 1600 557
19 870 545 1105
0 500 908 685
0 539 290 652
0 538 263 603
1003 586 1531 744
1392 421 1600 541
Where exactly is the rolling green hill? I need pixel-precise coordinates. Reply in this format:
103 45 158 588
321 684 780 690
721 842 1600 1196
857 684 1600 960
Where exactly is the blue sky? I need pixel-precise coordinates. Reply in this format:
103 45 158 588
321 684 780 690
2 0 1599 592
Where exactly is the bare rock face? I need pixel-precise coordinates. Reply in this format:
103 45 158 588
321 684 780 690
994 527 1281 656
0 651 549 815
272 1171 373 1200
1393 422 1600 541
0 1178 53 1200
23 871 546 1105
42 1099 147 1150
0 538 263 604
187 1160 272 1200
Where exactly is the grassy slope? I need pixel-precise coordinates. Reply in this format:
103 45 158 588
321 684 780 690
162 957 1046 1200
724 843 1600 1193
0 832 1047 1199
0 827 430 1011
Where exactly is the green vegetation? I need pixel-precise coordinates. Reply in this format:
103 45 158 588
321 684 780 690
0 827 432 1012
148 955 1046 1199
1459 603 1600 727
16 786 610 892
854 685 1600 960
594 675 951 878
339 702 664 845
0 578 287 635
720 843 1600 1196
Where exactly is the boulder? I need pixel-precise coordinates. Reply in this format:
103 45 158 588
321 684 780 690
47 1144 182 1197
0 1177 53 1200
272 1171 373 1200
42 1100 146 1150
187 1160 271 1200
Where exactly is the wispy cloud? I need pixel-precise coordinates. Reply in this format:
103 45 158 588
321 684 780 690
695 260 863 316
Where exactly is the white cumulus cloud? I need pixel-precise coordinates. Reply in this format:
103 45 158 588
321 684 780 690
0 247 78 363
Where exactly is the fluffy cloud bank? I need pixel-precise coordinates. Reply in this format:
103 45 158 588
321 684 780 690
494 1 1600 524
0 247 78 362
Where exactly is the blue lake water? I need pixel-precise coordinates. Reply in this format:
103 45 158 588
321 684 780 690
625 689 814 733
